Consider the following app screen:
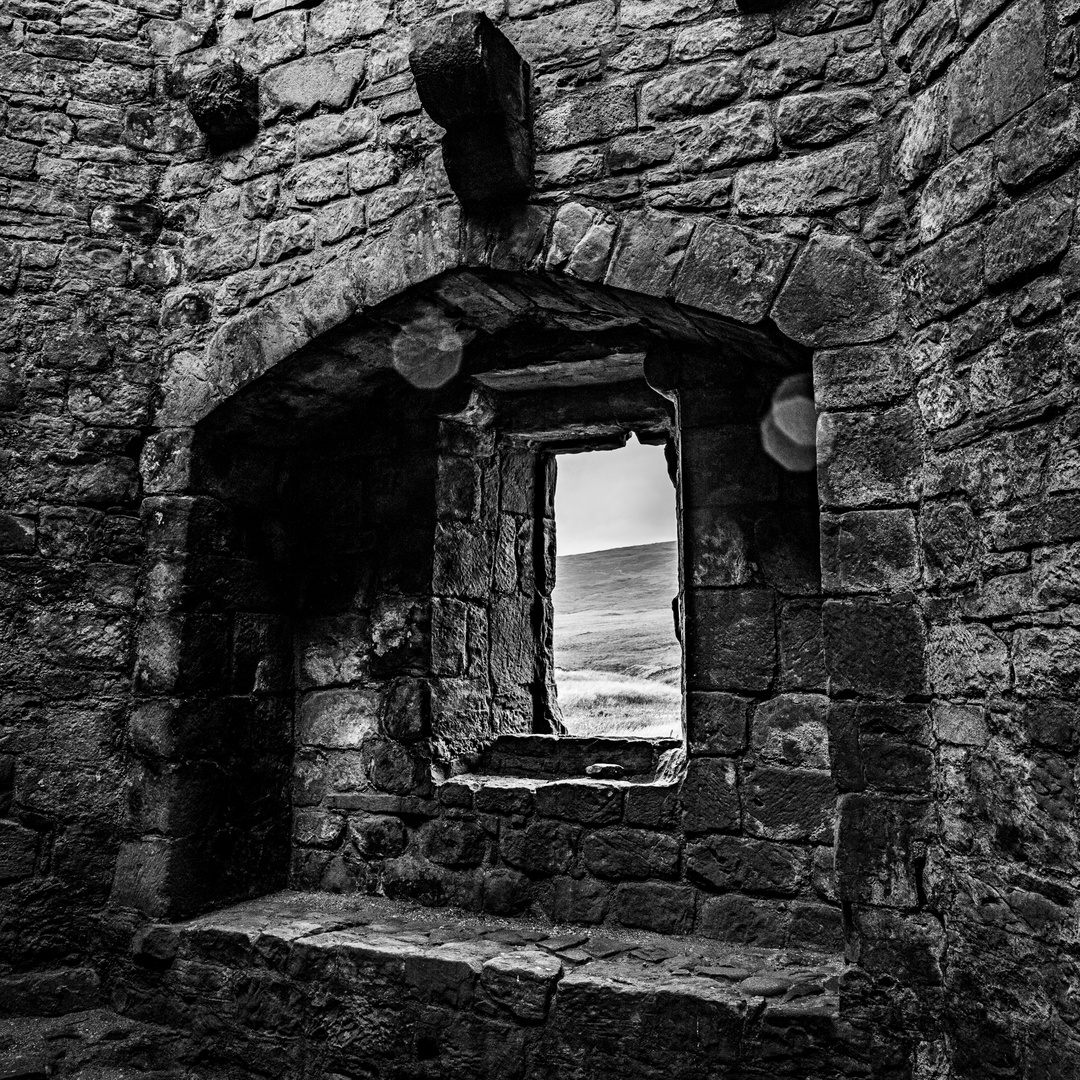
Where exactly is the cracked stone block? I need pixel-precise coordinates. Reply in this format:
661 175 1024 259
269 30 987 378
410 12 533 205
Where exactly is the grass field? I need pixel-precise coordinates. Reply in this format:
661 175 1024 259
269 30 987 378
552 541 681 739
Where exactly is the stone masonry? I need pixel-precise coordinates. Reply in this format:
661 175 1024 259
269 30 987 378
0 0 1079 1073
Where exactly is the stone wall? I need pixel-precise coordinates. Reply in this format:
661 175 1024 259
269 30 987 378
0 0 1078 1070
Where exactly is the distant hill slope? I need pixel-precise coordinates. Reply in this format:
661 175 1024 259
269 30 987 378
552 540 681 686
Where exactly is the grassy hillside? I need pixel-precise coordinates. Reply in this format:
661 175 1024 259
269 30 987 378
552 540 681 739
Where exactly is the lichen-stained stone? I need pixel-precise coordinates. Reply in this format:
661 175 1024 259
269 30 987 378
308 0 390 52
410 12 533 206
184 60 258 151
296 108 378 159
582 827 680 880
481 951 561 1021
742 766 835 842
771 232 898 346
984 179 1075 287
896 84 945 185
536 84 636 151
947 0 1046 150
297 689 381 749
674 219 796 323
679 756 739 834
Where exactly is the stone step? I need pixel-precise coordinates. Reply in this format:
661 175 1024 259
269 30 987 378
112 891 877 1079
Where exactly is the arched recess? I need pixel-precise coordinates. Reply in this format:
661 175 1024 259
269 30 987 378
112 202 895 929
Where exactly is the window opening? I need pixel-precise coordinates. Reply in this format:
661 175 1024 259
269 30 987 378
551 434 680 740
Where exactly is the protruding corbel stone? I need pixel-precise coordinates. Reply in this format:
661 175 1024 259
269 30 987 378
409 11 533 207
185 59 258 151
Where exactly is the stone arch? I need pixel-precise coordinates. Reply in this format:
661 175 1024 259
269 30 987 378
117 199 903 939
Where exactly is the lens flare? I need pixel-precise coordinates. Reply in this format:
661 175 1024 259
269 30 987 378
761 373 816 472
391 309 464 389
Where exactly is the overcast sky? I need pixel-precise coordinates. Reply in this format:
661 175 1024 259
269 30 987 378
554 436 677 556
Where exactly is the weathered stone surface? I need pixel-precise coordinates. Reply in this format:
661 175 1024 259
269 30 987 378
614 882 695 933
534 780 623 825
687 835 805 894
735 142 880 217
500 819 578 874
680 756 739 834
772 233 898 347
814 345 913 408
947 0 1046 149
817 406 923 507
751 695 830 769
582 827 680 879
481 951 561 1020
984 180 1075 286
823 599 926 697
687 692 750 756
776 90 875 147
674 220 796 323
742 766 835 842
918 145 993 243
604 209 694 296
995 89 1080 189
642 63 742 121
821 509 919 592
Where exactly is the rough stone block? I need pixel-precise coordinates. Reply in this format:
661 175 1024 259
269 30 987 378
771 232 898 347
985 180 1075 287
947 0 1046 150
751 694 830 769
539 874 610 923
481 951 561 1021
742 766 835 842
735 142 880 217
995 89 1080 190
837 793 930 907
927 623 1009 695
685 589 776 693
623 784 680 829
823 598 926 697
817 406 923 507
680 756 740 834
500 819 578 874
297 689 381 749
686 835 806 895
850 907 944 984
410 12 532 205
918 144 993 243
0 819 37 883
534 780 623 825
902 220 985 326
813 345 913 409
776 90 875 148
687 692 750 756
642 63 743 121
380 679 430 743
821 509 919 593
350 814 408 858
614 881 695 934
674 219 796 323
420 818 487 867
697 894 789 946
604 209 694 297
582 827 680 880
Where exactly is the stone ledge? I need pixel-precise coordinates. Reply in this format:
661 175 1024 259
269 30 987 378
477 733 681 780
109 891 873 1078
